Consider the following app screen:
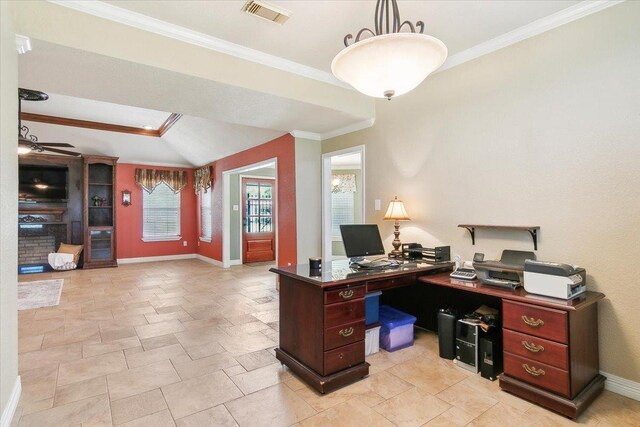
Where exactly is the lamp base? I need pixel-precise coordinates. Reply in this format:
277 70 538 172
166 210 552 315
388 250 403 259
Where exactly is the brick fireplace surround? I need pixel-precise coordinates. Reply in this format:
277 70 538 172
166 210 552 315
18 207 68 267
18 235 56 265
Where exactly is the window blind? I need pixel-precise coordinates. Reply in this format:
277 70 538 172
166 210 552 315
331 191 355 239
142 183 181 240
199 188 212 240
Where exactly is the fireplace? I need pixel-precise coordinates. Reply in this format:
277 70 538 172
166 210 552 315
18 235 56 265
18 207 68 272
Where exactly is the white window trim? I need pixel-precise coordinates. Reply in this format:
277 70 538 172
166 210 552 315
199 187 213 242
142 182 182 242
142 236 182 242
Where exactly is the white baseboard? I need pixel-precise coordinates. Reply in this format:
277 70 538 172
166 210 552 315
1 376 21 427
117 254 196 264
228 259 242 266
602 371 640 401
195 254 224 267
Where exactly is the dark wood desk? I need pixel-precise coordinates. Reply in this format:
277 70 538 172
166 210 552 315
271 261 605 419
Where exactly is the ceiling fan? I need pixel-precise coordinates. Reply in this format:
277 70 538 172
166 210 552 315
18 88 81 157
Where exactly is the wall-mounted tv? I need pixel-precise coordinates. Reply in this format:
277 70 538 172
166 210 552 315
19 165 69 202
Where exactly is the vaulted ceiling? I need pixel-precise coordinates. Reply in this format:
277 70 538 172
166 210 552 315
14 0 608 167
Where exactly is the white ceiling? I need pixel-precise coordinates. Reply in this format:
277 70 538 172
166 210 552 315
18 0 599 167
22 93 171 128
101 0 580 73
21 94 284 167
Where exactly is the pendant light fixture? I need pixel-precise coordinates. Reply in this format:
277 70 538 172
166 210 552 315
331 0 447 100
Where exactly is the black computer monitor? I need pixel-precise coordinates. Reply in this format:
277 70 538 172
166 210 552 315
340 224 386 258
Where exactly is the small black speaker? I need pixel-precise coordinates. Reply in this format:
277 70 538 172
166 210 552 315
480 332 503 381
437 309 457 360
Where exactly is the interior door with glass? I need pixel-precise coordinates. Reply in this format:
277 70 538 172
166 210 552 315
242 178 276 263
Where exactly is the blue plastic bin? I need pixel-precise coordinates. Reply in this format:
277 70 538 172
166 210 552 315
365 291 382 325
379 305 417 352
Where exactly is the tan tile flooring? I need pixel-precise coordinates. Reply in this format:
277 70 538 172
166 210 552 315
13 259 640 427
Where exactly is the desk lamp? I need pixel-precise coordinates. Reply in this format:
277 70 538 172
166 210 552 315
384 196 410 258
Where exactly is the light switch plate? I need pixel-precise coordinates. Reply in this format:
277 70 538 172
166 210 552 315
375 199 381 211
233 205 239 211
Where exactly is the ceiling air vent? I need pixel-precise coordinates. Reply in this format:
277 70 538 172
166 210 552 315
242 0 290 25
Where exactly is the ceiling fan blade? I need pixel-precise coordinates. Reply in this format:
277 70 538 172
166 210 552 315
41 147 82 157
33 142 75 148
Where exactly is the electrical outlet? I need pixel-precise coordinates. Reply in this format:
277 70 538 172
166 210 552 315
183 241 187 247
233 205 239 211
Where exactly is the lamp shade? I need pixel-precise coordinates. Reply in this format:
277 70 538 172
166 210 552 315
384 196 410 221
331 33 447 99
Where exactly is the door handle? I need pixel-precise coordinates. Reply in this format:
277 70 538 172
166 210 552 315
521 341 545 353
522 364 545 377
339 290 354 299
339 327 354 337
521 315 544 328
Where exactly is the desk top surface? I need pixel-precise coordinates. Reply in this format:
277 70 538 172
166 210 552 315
420 272 605 311
270 259 451 288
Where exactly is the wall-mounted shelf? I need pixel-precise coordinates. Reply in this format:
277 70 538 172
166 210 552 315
458 224 540 250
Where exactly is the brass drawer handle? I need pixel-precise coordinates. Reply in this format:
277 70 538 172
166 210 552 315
521 315 545 328
522 364 545 377
339 289 354 299
522 340 545 353
339 327 354 337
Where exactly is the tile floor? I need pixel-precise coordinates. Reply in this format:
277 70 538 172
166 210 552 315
12 259 640 426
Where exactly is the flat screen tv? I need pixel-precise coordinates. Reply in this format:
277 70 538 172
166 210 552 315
340 224 386 258
19 165 69 202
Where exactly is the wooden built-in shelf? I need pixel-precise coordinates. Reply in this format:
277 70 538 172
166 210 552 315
458 224 541 250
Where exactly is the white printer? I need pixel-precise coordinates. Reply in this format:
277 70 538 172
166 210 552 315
524 260 586 300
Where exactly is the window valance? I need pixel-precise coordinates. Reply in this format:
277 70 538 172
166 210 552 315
135 168 187 194
331 174 357 194
193 166 213 194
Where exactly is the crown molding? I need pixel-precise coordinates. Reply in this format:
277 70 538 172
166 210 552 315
291 118 376 142
290 130 322 141
46 0 621 99
320 118 375 140
438 0 625 73
15 34 31 54
47 0 350 89
121 160 194 168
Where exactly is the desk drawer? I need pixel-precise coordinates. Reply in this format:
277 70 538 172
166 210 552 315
324 299 365 328
367 274 416 292
504 352 571 397
324 285 366 305
324 341 365 375
324 321 365 351
503 329 568 370
503 300 568 343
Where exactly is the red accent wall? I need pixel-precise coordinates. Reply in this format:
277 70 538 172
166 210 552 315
116 164 198 259
197 134 297 266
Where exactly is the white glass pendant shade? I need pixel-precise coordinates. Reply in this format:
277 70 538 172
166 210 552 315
332 33 447 99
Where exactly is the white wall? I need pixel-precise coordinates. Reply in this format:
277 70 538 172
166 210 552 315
294 137 322 264
323 2 640 383
0 1 21 424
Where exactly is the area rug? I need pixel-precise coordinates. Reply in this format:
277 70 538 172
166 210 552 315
17 279 64 310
